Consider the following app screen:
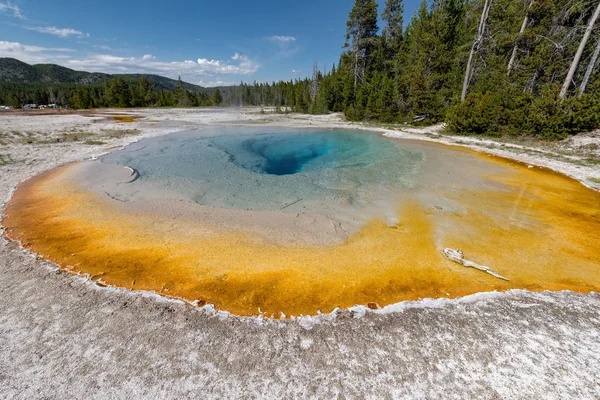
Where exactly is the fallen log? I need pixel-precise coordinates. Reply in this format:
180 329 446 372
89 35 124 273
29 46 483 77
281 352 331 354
444 248 509 281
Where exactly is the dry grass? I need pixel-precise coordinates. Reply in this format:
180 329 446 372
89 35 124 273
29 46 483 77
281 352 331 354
103 129 140 139
84 140 106 146
0 128 141 146
0 154 14 166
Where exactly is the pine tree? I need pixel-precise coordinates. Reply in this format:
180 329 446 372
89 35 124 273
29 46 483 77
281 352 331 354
210 89 223 106
345 0 379 86
6 92 20 108
139 76 155 106
106 78 131 108
507 0 536 76
382 0 404 44
129 84 142 108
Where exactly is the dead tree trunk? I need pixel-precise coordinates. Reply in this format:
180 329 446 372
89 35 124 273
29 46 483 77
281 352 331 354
508 0 535 76
578 34 600 97
354 51 359 87
559 2 600 99
311 59 319 102
462 0 492 102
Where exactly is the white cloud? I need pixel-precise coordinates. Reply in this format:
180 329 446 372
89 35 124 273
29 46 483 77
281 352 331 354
93 44 131 52
0 42 259 84
0 2 23 19
197 57 222 67
267 35 296 42
188 53 259 75
266 36 300 59
0 41 74 64
292 69 301 74
62 52 258 76
62 52 259 82
93 45 113 51
26 26 88 38
0 41 73 53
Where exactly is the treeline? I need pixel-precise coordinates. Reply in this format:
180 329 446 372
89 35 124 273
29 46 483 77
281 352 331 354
220 81 313 111
0 76 223 109
227 0 600 139
2 0 600 139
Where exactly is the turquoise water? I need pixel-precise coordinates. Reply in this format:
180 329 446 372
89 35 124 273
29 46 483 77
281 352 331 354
217 131 373 175
238 135 338 175
100 128 425 213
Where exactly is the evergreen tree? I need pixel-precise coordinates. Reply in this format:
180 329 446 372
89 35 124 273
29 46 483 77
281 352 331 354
345 0 379 86
106 77 131 108
139 76 155 106
6 92 20 108
382 0 404 44
210 89 223 106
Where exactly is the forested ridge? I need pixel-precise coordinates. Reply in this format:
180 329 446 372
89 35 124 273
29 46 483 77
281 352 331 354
2 0 600 139
0 58 214 108
0 74 222 109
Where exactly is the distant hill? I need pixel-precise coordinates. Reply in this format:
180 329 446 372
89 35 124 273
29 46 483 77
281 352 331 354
0 58 208 93
113 73 208 93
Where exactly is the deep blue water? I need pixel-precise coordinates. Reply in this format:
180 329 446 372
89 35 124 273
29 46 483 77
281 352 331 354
100 128 425 212
243 137 332 175
214 131 370 176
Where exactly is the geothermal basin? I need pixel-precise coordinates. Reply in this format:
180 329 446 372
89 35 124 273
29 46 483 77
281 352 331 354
3 127 600 317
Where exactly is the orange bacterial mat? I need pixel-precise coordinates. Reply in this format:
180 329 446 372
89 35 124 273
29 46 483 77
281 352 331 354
3 144 600 317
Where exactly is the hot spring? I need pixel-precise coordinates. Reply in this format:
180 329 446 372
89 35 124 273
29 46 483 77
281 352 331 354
4 127 600 317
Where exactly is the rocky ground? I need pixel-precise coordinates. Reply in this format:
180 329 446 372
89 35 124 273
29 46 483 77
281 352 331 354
1 108 599 399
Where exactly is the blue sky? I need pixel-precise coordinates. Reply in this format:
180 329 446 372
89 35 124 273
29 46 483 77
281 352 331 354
0 0 419 87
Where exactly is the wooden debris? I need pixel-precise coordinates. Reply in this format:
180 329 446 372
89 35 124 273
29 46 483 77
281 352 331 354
123 166 136 176
444 248 509 281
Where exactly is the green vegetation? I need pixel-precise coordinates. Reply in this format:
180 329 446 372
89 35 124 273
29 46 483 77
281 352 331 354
0 74 220 109
0 58 213 108
84 140 106 146
104 129 141 139
2 0 600 139
0 128 143 147
0 154 14 166
221 0 600 139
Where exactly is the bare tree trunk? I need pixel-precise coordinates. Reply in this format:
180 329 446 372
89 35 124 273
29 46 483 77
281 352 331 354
311 59 319 102
524 69 540 94
354 51 359 87
508 0 535 76
578 34 600 97
462 0 492 102
559 2 600 99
